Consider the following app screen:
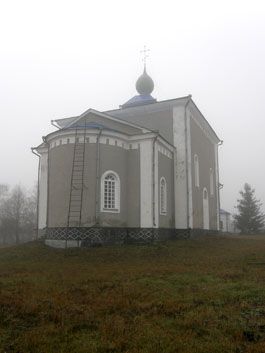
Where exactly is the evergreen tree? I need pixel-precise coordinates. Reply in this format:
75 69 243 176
234 183 265 234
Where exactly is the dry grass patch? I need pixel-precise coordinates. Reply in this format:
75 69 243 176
1 236 265 352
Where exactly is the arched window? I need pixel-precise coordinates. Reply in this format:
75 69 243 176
210 168 214 196
101 171 120 213
160 177 167 215
194 154 200 187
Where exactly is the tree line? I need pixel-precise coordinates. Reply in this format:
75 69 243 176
0 184 37 245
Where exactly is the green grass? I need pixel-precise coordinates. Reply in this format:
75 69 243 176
1 235 265 352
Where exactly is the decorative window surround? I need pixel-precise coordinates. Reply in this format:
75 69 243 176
100 170 120 213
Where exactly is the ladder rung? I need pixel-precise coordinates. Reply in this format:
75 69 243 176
67 128 88 226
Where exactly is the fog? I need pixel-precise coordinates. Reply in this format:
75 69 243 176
1 0 265 214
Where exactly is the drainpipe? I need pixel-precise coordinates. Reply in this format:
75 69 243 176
95 129 102 225
31 148 40 239
152 134 159 227
184 95 192 229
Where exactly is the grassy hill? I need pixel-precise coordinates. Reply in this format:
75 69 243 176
1 235 265 353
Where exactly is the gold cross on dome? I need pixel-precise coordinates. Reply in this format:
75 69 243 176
140 45 150 65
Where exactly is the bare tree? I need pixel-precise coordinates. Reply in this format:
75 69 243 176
0 184 9 198
0 185 37 244
0 184 9 244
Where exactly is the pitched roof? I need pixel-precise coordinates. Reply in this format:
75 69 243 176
53 108 152 134
51 96 221 143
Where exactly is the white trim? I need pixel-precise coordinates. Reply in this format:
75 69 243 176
186 115 193 228
45 130 175 155
100 170 120 213
154 141 159 227
173 148 178 228
140 140 153 227
38 150 48 229
157 145 173 159
173 106 188 228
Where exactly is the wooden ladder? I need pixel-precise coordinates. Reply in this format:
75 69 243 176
67 124 87 228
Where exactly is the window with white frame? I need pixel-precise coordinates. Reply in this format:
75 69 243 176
160 177 167 215
210 168 214 196
101 171 120 213
194 154 200 187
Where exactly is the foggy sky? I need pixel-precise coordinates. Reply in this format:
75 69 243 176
1 0 265 214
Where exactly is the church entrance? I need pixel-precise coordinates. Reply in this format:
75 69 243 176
203 188 209 229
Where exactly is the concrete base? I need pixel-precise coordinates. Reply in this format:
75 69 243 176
45 239 81 248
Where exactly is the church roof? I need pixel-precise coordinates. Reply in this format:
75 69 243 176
106 96 221 144
53 108 151 134
121 94 156 108
52 96 220 143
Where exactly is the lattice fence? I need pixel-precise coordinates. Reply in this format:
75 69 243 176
45 227 191 245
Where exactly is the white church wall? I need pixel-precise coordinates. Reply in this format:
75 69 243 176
189 114 218 230
38 150 48 232
220 212 234 232
140 139 153 227
173 106 188 228
214 144 220 230
154 140 159 228
186 113 193 228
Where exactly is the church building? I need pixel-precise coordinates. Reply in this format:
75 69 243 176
32 65 221 247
